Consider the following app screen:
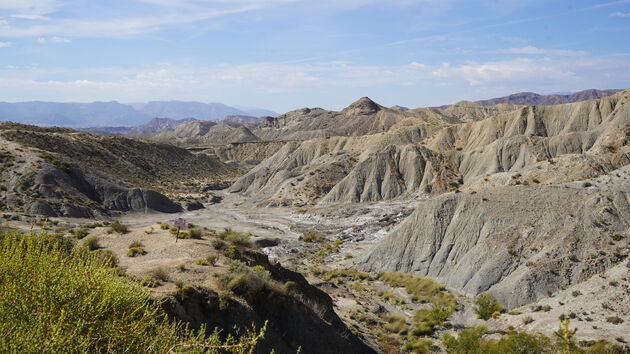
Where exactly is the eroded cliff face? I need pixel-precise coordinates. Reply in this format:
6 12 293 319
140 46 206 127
0 123 237 217
164 250 375 354
230 90 630 207
361 165 630 308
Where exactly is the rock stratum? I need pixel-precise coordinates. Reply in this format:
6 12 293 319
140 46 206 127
230 90 630 314
0 122 237 217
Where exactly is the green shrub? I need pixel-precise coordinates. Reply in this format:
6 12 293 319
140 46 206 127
83 235 100 251
128 240 143 248
0 231 265 353
206 254 218 266
93 249 119 267
159 222 170 230
109 220 128 234
73 228 90 239
177 231 191 239
443 326 552 354
610 233 624 241
127 247 146 257
195 258 209 266
301 230 325 243
212 239 226 250
226 264 275 302
473 293 505 320
223 245 240 259
378 272 456 308
403 338 433 353
411 304 454 335
606 316 624 325
150 267 170 282
220 229 252 247
188 228 203 239
176 283 197 301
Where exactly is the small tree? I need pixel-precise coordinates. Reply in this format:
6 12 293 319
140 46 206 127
473 293 505 320
554 318 578 354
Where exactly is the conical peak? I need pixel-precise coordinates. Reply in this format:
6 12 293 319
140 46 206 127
342 97 380 115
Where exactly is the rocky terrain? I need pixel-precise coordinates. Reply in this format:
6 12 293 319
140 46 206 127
2 89 629 352
437 89 621 108
0 122 237 218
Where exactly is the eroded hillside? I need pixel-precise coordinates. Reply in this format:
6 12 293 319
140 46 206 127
0 123 238 218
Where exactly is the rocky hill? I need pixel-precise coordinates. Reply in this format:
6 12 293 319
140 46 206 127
357 90 630 310
474 89 621 107
231 91 630 207
0 122 237 218
80 117 197 137
153 121 260 145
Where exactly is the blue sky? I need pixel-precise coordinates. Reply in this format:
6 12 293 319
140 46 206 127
0 0 629 112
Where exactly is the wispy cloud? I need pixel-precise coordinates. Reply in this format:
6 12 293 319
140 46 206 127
1 53 627 103
0 0 62 16
0 0 295 38
36 36 71 43
610 11 630 17
501 46 588 56
0 41 11 48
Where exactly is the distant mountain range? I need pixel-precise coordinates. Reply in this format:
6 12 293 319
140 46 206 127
0 101 278 128
438 89 622 108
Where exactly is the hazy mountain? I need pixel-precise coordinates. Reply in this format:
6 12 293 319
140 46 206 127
0 101 277 128
474 89 621 106
435 89 621 109
136 101 245 120
0 101 148 127
233 105 279 118
79 117 197 137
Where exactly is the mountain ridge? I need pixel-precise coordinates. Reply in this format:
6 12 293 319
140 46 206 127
0 101 278 128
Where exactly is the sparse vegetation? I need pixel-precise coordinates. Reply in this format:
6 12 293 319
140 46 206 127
109 220 128 234
606 316 624 325
301 230 325 243
72 228 90 239
378 272 456 307
150 266 170 282
220 228 252 247
223 245 240 259
610 233 624 241
473 293 505 320
0 231 266 353
83 235 100 251
127 247 146 257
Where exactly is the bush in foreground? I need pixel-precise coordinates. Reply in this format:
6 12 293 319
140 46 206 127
0 231 265 353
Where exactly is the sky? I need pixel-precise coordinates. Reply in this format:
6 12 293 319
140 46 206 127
0 0 629 112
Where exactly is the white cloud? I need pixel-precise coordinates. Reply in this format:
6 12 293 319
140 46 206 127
36 36 71 43
431 57 630 89
0 41 11 47
0 55 627 104
0 0 61 16
610 11 630 17
501 46 588 56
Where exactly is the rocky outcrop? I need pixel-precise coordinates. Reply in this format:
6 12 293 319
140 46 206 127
361 166 630 308
18 164 183 218
164 250 375 354
321 144 459 203
0 123 236 217
231 90 630 206
153 121 260 145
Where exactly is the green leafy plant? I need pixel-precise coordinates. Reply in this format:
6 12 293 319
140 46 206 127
473 293 505 320
0 231 266 353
